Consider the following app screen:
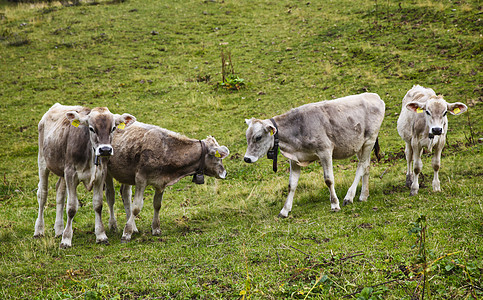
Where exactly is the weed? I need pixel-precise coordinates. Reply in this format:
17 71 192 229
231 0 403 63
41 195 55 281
355 286 388 300
218 50 246 91
406 215 482 299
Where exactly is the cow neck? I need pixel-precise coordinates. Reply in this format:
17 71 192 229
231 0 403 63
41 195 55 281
267 118 279 173
192 140 206 184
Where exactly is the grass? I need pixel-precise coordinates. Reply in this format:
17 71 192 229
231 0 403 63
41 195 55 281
0 0 482 298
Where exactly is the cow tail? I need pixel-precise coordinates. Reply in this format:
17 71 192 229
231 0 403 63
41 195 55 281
373 138 381 162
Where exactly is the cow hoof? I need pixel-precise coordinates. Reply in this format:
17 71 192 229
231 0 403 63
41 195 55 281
120 236 131 243
33 233 44 238
409 190 418 196
277 213 288 218
59 243 71 249
342 199 353 206
96 239 110 245
152 229 161 236
331 207 341 212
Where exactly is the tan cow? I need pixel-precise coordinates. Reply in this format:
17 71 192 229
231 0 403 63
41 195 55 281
397 85 467 196
244 93 385 216
105 121 230 242
34 103 135 248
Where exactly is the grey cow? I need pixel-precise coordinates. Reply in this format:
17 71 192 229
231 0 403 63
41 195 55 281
244 93 385 216
397 85 467 196
105 121 230 242
34 103 135 248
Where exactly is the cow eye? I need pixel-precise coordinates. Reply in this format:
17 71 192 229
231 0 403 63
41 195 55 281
89 127 96 133
111 126 116 133
443 111 447 116
425 110 431 116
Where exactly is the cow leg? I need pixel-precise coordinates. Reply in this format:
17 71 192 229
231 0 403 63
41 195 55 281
404 142 414 188
34 157 49 237
359 164 370 201
359 142 374 202
343 143 372 205
278 160 300 218
92 181 108 245
122 180 146 242
120 184 137 233
105 173 118 232
410 142 423 196
60 175 79 249
431 143 443 192
319 153 340 212
152 188 164 236
54 177 66 237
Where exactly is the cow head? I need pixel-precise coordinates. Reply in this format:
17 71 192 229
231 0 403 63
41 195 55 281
201 136 230 179
406 96 467 136
66 108 136 159
244 118 277 163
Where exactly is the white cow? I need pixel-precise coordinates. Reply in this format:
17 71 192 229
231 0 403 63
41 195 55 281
397 85 468 196
244 93 385 216
34 103 135 248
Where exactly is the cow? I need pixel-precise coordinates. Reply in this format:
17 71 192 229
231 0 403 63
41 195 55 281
34 103 135 248
244 93 385 217
397 85 467 196
104 121 230 242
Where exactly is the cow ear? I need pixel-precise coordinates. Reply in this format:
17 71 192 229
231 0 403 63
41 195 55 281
115 113 136 128
265 122 277 136
447 102 467 115
209 146 230 159
245 118 253 126
66 111 88 127
406 102 425 113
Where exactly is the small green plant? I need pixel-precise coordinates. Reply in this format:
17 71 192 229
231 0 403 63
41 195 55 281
218 50 246 91
408 215 431 299
219 75 245 91
356 286 388 300
239 243 263 299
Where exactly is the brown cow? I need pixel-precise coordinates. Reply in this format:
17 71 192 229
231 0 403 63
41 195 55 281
105 121 230 242
34 103 135 248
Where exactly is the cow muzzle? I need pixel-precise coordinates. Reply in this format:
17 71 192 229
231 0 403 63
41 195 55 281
96 145 114 157
431 127 443 136
244 156 258 163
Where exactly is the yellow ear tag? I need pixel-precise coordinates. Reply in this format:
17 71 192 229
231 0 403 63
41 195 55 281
453 107 461 114
215 150 221 158
71 120 80 127
416 108 423 113
270 129 275 136
117 122 126 129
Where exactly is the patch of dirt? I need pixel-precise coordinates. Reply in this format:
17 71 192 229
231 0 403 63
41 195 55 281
383 185 406 195
358 223 373 229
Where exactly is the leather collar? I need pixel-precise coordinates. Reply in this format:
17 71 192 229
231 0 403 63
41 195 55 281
267 118 279 172
192 140 206 184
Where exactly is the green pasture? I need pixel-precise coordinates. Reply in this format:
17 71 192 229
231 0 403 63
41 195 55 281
0 0 481 298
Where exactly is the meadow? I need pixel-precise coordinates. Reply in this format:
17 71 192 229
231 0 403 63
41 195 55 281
0 0 482 298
